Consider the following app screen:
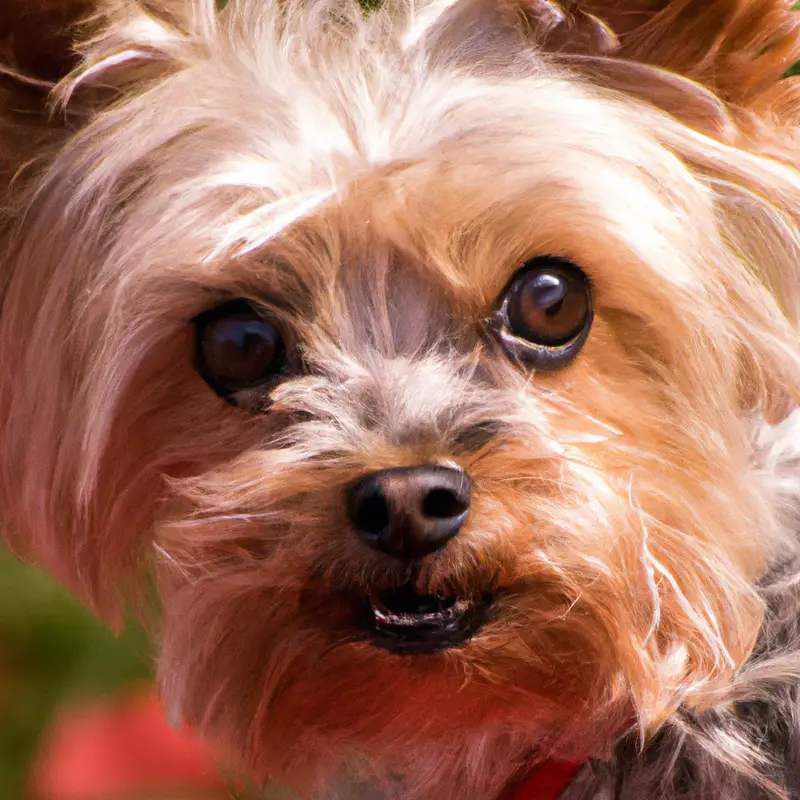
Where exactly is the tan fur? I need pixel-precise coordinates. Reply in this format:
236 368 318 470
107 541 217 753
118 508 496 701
1 1 800 798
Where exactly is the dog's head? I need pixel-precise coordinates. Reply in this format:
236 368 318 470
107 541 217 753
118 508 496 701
2 0 800 796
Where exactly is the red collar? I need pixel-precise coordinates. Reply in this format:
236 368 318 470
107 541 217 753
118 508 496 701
502 760 583 800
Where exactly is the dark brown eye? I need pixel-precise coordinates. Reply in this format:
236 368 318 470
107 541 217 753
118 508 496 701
195 300 286 398
494 257 592 369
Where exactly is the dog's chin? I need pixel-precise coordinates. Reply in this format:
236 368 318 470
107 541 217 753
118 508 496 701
350 583 494 655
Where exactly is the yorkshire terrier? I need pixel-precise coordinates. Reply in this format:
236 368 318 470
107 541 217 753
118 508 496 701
2 0 800 798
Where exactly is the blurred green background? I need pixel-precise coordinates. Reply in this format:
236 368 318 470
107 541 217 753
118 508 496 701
0 551 293 800
0 549 154 798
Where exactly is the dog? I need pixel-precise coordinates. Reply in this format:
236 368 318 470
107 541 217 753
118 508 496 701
2 0 800 798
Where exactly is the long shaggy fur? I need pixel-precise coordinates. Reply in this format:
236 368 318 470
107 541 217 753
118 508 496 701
1 0 800 798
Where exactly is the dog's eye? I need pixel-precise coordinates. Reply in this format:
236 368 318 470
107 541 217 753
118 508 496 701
493 257 592 369
507 262 589 345
195 300 286 397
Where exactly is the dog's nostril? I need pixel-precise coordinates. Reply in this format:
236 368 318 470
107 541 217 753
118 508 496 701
422 488 467 520
353 489 391 535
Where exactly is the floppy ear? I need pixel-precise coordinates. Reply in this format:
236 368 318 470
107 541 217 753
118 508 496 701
0 0 216 194
0 0 90 185
1 0 215 113
485 0 800 136
537 0 800 103
50 0 220 108
0 0 90 84
0 0 208 616
409 0 800 139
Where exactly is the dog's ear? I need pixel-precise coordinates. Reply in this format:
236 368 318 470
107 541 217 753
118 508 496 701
478 0 800 146
51 0 220 105
0 1 88 210
0 0 215 189
0 0 218 111
406 0 800 144
0 0 90 85
0 0 216 618
517 1 800 106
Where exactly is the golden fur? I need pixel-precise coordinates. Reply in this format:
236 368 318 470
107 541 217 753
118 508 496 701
1 1 800 798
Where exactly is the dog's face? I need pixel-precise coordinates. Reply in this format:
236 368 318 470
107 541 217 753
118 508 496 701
2 0 800 796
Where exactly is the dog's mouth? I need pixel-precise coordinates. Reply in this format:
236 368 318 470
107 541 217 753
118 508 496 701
355 583 491 654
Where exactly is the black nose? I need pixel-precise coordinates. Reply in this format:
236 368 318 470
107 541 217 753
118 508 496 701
347 466 471 559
